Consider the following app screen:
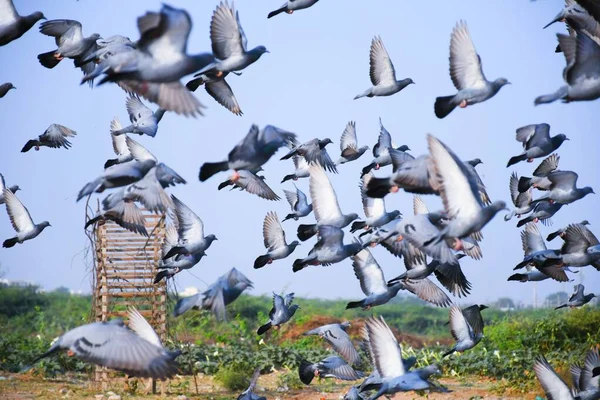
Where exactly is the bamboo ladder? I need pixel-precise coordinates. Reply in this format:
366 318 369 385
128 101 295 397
92 210 167 393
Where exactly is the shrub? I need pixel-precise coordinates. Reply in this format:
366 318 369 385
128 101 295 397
215 366 250 391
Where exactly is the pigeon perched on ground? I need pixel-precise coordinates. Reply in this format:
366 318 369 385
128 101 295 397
28 307 179 379
110 96 166 137
0 0 45 47
0 82 16 98
535 30 600 104
174 268 253 320
2 189 50 248
293 226 366 272
558 223 600 269
351 173 401 234
533 355 576 400
282 184 312 222
21 124 77 152
424 135 507 251
82 4 215 117
161 195 217 260
281 138 337 173
200 124 296 181
0 173 20 205
512 223 568 282
254 211 300 268
236 367 266 400
517 153 560 193
257 292 299 335
434 20 510 119
547 220 590 241
267 0 320 18
354 36 414 100
529 171 594 206
299 356 364 385
507 124 569 167
303 322 360 366
359 316 442 399
516 201 564 228
443 304 487 357
85 199 148 237
281 154 310 183
297 164 358 241
195 1 269 77
505 172 533 221
37 19 100 83
336 121 369 165
361 119 410 177
186 72 242 115
555 284 596 309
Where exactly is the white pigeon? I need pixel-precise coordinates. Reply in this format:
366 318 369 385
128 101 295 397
2 189 50 248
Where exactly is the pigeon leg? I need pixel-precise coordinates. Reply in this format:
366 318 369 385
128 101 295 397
286 10 293 14
533 217 539 223
215 71 224 78
459 99 468 108
452 239 464 251
390 185 399 193
54 53 64 61
67 350 75 357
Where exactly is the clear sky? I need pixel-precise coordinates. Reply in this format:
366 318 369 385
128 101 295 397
0 0 598 306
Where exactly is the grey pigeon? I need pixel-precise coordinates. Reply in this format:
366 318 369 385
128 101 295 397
359 316 441 399
281 154 310 183
257 292 299 335
365 152 436 198
424 135 507 251
200 124 296 181
336 121 369 165
104 119 135 168
343 386 366 400
161 195 217 260
303 322 360 366
350 173 401 234
361 119 410 177
505 172 534 221
83 4 215 117
37 19 100 83
534 355 576 400
0 82 15 98
443 304 486 357
434 20 510 119
21 124 77 152
85 199 148 237
2 189 50 248
299 356 364 385
354 36 414 100
110 96 166 137
174 268 253 320
464 158 490 205
507 124 568 167
186 72 242 115
195 1 268 77
547 220 590 241
81 35 135 65
347 246 452 309
237 367 266 400
517 153 560 193
508 265 576 283
293 225 366 272
535 30 600 104
296 164 358 241
28 307 179 379
0 173 20 205
570 347 600 400
282 184 312 221
281 137 337 174
558 223 600 269
268 0 319 18
223 170 281 201
575 0 600 23
516 201 564 228
254 211 300 268
0 0 45 46
544 0 600 34
530 171 594 206
154 224 204 283
555 284 596 309
512 223 568 282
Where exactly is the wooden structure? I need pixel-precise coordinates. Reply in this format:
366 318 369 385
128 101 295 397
92 211 167 387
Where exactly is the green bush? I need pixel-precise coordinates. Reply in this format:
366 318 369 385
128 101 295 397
215 366 251 391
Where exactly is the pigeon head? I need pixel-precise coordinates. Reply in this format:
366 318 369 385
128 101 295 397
347 213 360 223
289 304 300 315
5 83 16 91
319 138 333 148
248 45 269 61
553 134 569 146
90 33 102 41
581 220 591 226
403 78 415 85
289 240 301 249
586 244 600 255
468 158 483 167
396 144 410 152
389 210 402 220
9 185 20 193
340 321 351 329
27 12 46 24
493 78 511 88
581 187 595 197
39 221 52 229
206 234 218 243
421 364 442 378
478 304 489 311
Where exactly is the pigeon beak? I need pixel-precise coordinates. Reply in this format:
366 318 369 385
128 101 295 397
543 12 565 29
10 86 16 90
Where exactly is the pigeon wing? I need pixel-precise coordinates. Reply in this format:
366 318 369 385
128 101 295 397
369 36 397 86
3 189 35 233
449 20 487 90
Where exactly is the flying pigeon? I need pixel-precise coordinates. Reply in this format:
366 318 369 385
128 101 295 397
254 211 300 268
110 96 166 137
21 124 77 152
336 121 369 165
104 119 137 169
281 138 338 174
517 153 560 193
547 220 590 241
222 170 281 201
186 72 242 116
0 82 16 98
512 223 568 282
529 171 594 206
507 124 568 167
351 173 402 235
361 119 410 177
434 20 510 119
0 0 45 47
267 0 320 18
303 322 360 366
2 189 50 248
155 224 204 283
354 36 414 100
533 355 576 400
443 304 487 357
558 223 600 269
0 173 20 205
555 284 596 309
299 356 364 385
281 154 310 183
282 184 312 222
505 172 533 221
85 199 148 237
257 292 299 335
570 347 600 400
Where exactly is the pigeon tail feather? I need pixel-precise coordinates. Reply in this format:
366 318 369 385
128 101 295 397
297 224 317 241
518 176 533 193
298 360 316 385
508 273 527 282
199 161 229 181
434 95 457 119
37 50 62 69
345 300 365 310
268 6 288 18
2 237 18 248
365 177 392 198
254 254 271 269
257 321 272 335
507 154 528 167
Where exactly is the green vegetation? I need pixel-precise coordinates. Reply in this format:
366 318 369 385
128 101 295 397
0 282 598 395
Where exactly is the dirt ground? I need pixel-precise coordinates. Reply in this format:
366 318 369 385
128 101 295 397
0 371 541 400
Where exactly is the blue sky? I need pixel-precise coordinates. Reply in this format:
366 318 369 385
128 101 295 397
0 0 598 306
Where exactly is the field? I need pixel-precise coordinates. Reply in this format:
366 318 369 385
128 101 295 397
1 284 599 399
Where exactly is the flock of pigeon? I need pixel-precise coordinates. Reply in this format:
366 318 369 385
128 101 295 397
1 0 599 399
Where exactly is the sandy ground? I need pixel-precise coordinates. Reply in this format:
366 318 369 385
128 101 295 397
0 371 540 400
